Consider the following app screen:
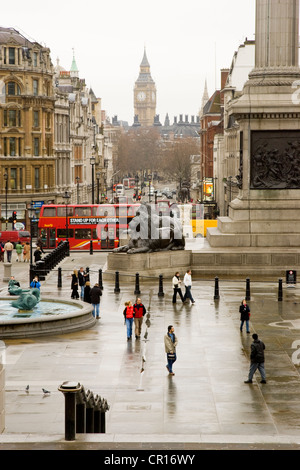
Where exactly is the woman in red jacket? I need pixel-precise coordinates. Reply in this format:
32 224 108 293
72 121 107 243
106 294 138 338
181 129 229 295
123 301 134 341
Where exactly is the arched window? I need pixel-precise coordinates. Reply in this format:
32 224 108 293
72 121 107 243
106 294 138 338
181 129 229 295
6 82 21 96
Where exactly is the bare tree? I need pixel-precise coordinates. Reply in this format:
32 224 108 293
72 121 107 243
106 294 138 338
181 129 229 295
161 137 200 187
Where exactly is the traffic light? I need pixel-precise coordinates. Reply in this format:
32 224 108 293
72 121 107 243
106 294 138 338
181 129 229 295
12 211 17 223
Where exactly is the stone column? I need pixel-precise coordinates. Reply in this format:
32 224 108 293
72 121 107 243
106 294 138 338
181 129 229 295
207 0 300 248
254 0 299 70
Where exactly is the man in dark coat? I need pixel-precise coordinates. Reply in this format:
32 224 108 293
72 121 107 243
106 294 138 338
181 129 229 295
239 299 250 334
245 334 266 384
90 283 102 319
78 267 88 300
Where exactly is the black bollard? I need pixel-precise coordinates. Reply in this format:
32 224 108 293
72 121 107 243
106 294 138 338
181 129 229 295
134 273 141 295
100 399 109 433
246 278 251 301
158 274 165 297
76 403 86 434
58 267 62 288
278 278 283 302
58 382 82 441
98 269 103 290
90 239 93 255
114 271 120 294
214 277 220 300
86 407 94 433
86 267 90 282
29 264 35 285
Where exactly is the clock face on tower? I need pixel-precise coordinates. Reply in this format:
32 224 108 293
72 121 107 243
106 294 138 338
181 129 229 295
137 91 146 102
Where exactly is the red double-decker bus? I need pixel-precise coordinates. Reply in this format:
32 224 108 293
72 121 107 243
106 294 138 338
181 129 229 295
38 204 140 251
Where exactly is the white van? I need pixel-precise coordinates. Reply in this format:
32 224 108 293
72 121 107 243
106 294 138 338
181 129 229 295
116 184 125 197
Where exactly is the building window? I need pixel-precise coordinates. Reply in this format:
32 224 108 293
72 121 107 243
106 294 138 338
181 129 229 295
9 47 15 65
33 138 39 156
34 168 40 189
33 79 38 96
33 110 39 128
4 109 21 127
33 52 38 67
46 112 51 129
6 82 21 96
46 137 51 156
19 167 23 190
5 138 15 156
74 145 83 160
10 168 17 190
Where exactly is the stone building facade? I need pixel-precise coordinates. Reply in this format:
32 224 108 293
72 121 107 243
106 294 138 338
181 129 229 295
0 28 110 229
0 27 56 226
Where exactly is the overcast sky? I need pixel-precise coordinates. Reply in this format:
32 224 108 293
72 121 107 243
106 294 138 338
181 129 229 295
2 0 256 124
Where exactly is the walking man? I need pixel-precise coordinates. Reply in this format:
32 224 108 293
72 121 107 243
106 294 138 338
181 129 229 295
183 269 195 305
4 240 13 263
90 283 102 319
245 334 267 384
164 325 178 376
133 297 146 339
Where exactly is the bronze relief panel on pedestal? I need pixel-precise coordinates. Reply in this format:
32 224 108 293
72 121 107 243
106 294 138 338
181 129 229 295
251 131 300 189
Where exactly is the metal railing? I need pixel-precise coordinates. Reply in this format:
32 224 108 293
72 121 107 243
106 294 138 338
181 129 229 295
58 381 109 441
30 240 69 283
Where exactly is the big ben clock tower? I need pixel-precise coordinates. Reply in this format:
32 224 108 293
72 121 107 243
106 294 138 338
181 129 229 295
134 48 156 127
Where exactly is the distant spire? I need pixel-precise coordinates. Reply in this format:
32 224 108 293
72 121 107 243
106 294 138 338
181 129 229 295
140 47 150 67
70 48 79 77
200 79 209 116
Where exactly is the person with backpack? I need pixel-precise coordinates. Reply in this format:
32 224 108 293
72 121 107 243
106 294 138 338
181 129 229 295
244 334 267 384
123 301 134 341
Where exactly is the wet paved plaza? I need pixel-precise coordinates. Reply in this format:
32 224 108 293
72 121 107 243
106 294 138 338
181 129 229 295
1 251 300 449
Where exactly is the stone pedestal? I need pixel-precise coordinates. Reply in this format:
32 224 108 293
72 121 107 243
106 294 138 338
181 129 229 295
3 263 12 282
208 0 300 248
106 250 192 278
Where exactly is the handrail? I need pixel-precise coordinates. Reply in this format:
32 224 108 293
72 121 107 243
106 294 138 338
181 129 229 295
58 381 110 441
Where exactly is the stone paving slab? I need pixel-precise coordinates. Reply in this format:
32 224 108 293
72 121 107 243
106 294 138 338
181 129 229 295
1 252 300 449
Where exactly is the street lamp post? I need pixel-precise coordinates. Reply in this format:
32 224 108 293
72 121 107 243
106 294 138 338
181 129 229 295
96 171 101 204
28 203 36 284
135 174 139 201
148 174 152 203
62 191 71 243
90 156 96 205
4 172 8 230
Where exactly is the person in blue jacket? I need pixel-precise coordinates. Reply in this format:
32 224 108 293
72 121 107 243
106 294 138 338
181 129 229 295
30 275 41 291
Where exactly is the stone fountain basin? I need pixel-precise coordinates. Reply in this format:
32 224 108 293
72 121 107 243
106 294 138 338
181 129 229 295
0 297 96 339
